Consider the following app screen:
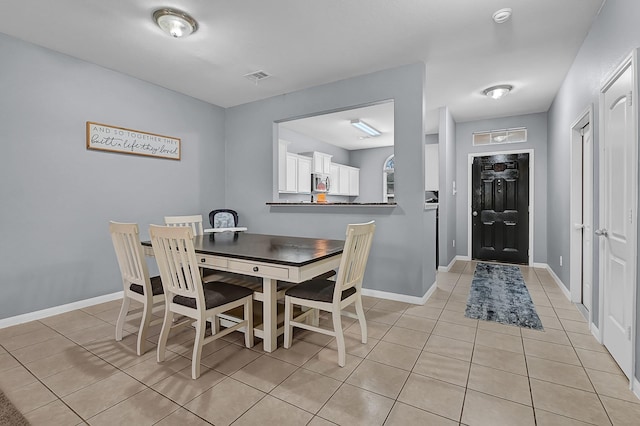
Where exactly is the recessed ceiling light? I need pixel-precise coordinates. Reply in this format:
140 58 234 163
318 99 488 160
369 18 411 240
492 8 512 24
153 8 198 38
483 84 513 100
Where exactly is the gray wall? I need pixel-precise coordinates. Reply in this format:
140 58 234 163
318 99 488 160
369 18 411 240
455 113 548 263
0 34 225 319
439 107 457 267
546 0 640 378
350 146 395 203
225 63 437 297
279 127 350 164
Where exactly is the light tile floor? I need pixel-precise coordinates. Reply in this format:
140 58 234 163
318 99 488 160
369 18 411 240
1 261 640 425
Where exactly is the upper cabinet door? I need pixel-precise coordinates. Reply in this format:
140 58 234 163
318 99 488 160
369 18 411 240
284 153 298 193
309 152 332 174
425 144 439 191
297 156 312 194
329 164 340 194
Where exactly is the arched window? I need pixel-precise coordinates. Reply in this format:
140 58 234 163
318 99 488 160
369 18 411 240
383 154 394 202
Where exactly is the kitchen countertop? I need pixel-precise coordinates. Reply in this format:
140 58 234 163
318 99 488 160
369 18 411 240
267 202 397 207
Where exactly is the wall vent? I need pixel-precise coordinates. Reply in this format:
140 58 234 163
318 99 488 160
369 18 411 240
473 127 527 146
244 70 271 84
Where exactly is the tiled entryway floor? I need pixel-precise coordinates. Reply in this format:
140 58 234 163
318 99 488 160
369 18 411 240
2 261 640 425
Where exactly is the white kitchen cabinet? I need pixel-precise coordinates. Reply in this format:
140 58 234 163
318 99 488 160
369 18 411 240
348 167 359 196
278 140 288 192
329 163 360 196
425 144 439 191
329 164 340 195
301 151 332 174
282 153 312 194
297 155 312 193
284 153 297 193
339 166 350 195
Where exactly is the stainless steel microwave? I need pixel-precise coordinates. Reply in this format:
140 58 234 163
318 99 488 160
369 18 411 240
311 173 330 193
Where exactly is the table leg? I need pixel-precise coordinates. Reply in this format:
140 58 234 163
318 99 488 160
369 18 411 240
262 277 277 352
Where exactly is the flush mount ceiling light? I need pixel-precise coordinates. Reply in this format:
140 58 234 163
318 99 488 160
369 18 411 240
483 84 513 100
351 119 381 137
153 8 198 38
492 8 512 24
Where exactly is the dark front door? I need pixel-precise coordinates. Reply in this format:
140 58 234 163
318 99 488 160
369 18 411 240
472 153 529 264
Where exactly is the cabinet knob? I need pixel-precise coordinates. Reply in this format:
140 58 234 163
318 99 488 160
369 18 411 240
201 258 205 263
472 211 478 217
253 266 259 272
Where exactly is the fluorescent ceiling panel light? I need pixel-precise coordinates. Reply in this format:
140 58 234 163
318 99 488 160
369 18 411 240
351 119 381 137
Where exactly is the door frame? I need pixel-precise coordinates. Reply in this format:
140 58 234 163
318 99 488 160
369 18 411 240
467 148 534 265
569 105 594 320
598 49 638 384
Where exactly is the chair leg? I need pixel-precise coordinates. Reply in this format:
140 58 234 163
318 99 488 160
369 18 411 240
244 298 254 348
284 297 293 349
355 297 367 344
212 316 220 335
157 309 174 363
332 310 345 367
192 318 206 379
136 299 153 356
115 296 130 342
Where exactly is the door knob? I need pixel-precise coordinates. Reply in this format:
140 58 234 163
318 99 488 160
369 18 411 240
472 211 478 217
595 228 608 237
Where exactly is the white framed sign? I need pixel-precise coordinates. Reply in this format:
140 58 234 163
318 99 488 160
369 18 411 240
86 121 181 160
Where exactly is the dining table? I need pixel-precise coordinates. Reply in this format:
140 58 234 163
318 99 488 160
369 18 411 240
142 232 344 352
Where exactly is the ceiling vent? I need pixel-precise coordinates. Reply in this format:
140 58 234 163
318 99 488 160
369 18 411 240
244 70 271 84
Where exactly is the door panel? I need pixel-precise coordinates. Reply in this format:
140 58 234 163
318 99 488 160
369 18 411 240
601 59 636 379
472 153 529 264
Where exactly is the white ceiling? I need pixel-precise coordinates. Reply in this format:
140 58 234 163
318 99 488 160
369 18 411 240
0 0 603 134
279 101 395 150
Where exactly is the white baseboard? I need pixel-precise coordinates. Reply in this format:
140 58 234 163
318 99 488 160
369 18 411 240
362 281 436 305
0 291 124 329
590 323 602 343
541 263 571 301
438 255 468 272
634 378 640 401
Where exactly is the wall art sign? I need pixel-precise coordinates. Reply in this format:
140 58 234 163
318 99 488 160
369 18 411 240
86 121 181 160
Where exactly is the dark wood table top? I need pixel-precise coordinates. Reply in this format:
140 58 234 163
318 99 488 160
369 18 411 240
142 232 344 267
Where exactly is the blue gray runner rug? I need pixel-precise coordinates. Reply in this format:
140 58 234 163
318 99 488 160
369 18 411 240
465 263 543 330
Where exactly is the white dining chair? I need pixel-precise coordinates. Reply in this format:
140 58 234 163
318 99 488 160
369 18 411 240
150 224 254 379
109 221 165 356
164 214 226 283
164 214 204 236
283 221 375 366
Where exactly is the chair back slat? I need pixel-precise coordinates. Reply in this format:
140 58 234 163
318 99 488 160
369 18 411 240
109 222 150 289
164 215 204 236
334 221 376 300
150 225 204 307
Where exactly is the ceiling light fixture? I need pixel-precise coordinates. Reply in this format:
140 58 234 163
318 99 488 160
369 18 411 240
483 84 513 100
351 119 381 137
492 8 512 24
153 8 198 38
